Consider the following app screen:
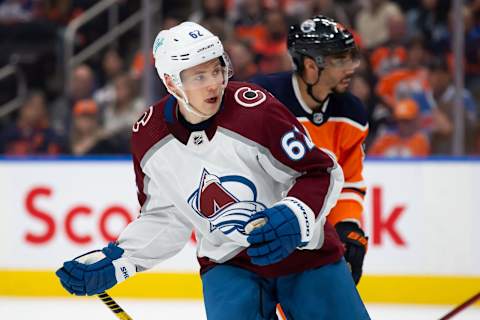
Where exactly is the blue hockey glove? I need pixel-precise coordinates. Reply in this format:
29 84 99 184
246 205 301 266
335 222 368 285
55 242 136 296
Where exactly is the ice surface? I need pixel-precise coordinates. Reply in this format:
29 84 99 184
0 297 479 320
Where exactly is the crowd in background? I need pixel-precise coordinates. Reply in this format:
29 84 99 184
1 0 480 157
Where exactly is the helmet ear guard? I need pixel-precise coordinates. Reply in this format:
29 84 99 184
289 54 324 75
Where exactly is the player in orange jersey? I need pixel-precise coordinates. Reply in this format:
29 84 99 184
251 15 369 286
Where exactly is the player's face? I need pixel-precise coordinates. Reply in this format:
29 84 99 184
323 51 360 93
180 59 225 116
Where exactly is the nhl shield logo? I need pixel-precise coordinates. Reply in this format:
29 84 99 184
312 112 324 124
193 134 204 145
188 169 266 245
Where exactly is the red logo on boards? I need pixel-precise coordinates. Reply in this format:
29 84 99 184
24 186 134 245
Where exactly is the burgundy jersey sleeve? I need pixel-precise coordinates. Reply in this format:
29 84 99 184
258 98 344 244
264 101 342 214
222 82 344 245
129 100 171 210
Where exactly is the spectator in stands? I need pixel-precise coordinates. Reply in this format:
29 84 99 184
369 13 408 77
0 90 64 155
69 99 101 155
1 0 478 158
369 98 431 157
405 0 449 51
194 0 232 40
0 0 58 49
225 40 258 81
354 52 372 78
42 0 72 25
391 0 420 12
94 48 125 110
251 9 291 74
200 16 230 41
0 0 41 24
376 38 455 144
429 58 477 154
0 0 59 90
355 0 403 49
280 0 350 25
350 73 392 149
282 0 315 22
101 73 144 151
433 4 480 91
474 123 480 155
375 37 440 128
189 0 226 23
69 99 126 155
230 0 265 45
51 64 95 136
458 5 480 92
311 0 351 27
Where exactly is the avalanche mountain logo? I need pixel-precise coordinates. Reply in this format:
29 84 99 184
188 169 266 245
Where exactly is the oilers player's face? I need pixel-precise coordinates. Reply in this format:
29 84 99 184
181 59 225 115
324 52 360 93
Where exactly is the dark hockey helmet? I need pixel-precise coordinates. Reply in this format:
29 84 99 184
288 15 358 72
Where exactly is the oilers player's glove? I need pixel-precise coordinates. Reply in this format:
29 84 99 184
246 205 301 266
55 242 136 296
335 222 368 284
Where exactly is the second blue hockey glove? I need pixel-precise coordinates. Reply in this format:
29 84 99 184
55 242 136 296
246 205 301 266
335 222 368 284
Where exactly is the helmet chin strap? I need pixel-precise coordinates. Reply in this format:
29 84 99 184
302 68 328 105
168 86 225 120
177 94 212 119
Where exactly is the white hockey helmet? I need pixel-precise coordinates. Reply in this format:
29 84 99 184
153 21 233 91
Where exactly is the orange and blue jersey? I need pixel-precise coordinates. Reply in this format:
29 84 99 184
368 131 430 157
250 72 369 225
376 67 437 130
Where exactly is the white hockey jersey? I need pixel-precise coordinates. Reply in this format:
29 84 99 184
118 82 345 277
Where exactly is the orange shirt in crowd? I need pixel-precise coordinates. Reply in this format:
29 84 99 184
234 25 267 45
252 37 289 74
376 68 430 108
368 132 430 157
370 45 407 76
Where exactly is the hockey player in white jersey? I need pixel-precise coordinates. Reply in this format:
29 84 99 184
56 21 370 319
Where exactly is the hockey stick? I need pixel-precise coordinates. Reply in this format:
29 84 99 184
438 292 480 320
97 291 133 320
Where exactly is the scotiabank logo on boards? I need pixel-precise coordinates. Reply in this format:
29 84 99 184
24 186 135 245
368 186 406 246
23 185 407 248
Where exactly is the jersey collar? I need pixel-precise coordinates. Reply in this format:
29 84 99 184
292 73 312 114
163 95 219 145
292 74 331 125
